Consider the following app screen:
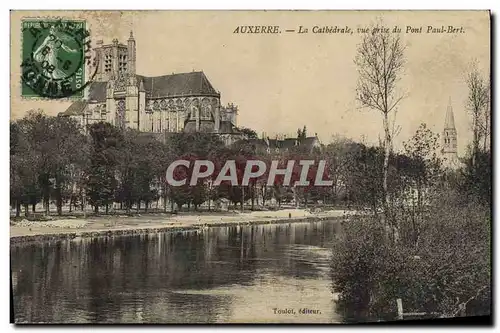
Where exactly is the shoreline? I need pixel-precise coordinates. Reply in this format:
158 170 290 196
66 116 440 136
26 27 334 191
10 210 347 244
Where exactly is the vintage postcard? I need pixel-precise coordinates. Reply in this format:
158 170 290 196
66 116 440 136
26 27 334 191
10 10 491 324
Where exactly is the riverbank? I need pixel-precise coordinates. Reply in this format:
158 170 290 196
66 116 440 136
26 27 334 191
10 209 348 244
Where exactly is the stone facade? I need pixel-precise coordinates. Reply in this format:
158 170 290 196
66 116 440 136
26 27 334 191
60 32 240 139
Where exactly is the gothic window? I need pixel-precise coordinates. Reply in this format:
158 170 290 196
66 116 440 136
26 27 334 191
116 100 126 129
117 100 125 111
201 99 211 120
119 54 127 73
189 105 197 120
211 98 219 118
188 99 199 120
104 51 112 73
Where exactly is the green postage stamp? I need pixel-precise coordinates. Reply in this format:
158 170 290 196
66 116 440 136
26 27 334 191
21 19 91 98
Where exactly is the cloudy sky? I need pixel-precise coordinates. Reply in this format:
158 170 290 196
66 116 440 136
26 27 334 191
11 10 490 155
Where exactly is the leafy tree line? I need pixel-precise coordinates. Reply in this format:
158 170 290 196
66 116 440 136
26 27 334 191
11 110 457 218
10 111 340 216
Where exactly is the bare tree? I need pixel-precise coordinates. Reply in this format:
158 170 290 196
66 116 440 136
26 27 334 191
465 61 490 166
483 89 491 151
355 21 406 226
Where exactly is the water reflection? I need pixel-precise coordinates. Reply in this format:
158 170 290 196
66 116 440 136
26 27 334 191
11 220 342 323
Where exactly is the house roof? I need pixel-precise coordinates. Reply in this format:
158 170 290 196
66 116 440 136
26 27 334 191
247 138 268 147
282 138 298 149
267 139 281 149
265 136 319 151
302 136 318 148
137 71 219 98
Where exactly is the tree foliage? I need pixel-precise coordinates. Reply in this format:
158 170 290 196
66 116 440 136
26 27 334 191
355 21 406 231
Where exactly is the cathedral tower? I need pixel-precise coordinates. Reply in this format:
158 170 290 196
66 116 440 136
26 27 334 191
442 97 459 167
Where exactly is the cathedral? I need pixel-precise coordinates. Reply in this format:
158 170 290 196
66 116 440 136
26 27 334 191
60 32 241 141
441 98 461 169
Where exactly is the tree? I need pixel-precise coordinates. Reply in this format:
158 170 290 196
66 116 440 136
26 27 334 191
323 136 357 204
10 110 88 216
400 123 442 246
355 21 405 229
49 116 89 215
465 61 490 167
237 127 258 140
459 148 491 204
86 122 122 213
116 130 167 213
10 122 41 216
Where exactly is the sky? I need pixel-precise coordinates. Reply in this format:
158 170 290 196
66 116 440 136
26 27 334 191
10 10 490 155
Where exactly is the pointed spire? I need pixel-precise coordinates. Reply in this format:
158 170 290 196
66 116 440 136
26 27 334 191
139 78 145 92
128 30 134 40
444 97 456 129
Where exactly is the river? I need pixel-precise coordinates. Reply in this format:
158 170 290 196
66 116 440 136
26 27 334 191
11 220 342 323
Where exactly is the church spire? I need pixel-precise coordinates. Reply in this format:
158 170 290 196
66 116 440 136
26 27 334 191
442 97 459 168
444 96 456 129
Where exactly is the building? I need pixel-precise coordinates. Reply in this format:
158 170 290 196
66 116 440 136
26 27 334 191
264 133 321 154
441 98 461 169
59 32 240 139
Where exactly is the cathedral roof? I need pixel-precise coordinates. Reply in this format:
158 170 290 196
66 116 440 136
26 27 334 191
60 100 88 116
444 98 456 130
59 82 107 116
60 71 219 116
88 82 108 102
137 71 219 98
